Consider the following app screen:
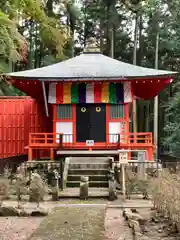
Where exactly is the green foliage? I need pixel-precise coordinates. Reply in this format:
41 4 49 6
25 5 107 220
0 9 25 64
163 80 180 156
0 0 72 95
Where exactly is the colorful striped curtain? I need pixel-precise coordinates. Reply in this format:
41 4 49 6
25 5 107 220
48 82 132 104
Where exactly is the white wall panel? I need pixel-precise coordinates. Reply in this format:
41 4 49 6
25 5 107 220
56 122 73 143
109 122 124 143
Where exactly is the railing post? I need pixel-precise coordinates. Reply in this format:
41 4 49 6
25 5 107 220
45 133 47 145
117 134 120 148
59 133 63 148
134 133 136 143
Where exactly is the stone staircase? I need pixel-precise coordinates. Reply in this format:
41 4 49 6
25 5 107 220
66 157 110 188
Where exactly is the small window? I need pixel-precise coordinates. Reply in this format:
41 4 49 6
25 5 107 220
57 105 72 119
110 104 124 119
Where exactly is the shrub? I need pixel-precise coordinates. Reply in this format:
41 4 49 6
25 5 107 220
125 167 151 199
29 172 47 207
151 170 180 231
0 179 9 206
3 165 11 178
15 172 27 208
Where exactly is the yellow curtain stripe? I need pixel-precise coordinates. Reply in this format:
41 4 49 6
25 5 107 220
101 83 109 103
63 83 71 103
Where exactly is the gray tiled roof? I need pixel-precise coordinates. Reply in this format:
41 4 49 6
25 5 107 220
6 52 177 80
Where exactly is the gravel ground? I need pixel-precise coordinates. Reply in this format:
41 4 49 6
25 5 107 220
0 217 44 240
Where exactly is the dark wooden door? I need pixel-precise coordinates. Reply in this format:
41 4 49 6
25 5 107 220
76 104 106 142
76 104 90 142
89 104 106 142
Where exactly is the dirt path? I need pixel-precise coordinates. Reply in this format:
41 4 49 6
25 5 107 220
29 207 105 240
104 208 132 240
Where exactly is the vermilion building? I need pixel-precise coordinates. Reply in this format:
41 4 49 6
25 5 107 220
7 43 176 161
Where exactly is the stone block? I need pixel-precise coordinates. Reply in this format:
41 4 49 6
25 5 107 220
79 176 89 200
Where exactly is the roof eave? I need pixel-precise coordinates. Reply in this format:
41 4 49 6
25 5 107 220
6 73 177 81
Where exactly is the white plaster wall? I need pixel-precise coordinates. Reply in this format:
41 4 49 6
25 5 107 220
56 122 73 143
109 122 124 143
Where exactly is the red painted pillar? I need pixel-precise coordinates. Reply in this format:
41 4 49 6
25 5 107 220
28 147 33 161
50 148 54 161
128 151 131 161
147 147 153 161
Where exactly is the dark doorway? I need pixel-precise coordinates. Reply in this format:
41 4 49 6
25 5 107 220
76 104 106 142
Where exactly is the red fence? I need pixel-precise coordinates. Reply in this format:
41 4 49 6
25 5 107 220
0 97 51 159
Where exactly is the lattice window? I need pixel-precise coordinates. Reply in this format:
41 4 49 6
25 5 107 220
110 104 124 119
57 105 72 119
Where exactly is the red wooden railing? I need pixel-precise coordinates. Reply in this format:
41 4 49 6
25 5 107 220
120 132 153 144
29 133 63 147
29 132 153 148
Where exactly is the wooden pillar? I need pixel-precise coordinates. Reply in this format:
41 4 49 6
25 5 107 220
28 147 33 161
50 148 54 161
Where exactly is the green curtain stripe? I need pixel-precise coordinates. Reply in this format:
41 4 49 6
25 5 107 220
71 84 79 103
109 83 117 104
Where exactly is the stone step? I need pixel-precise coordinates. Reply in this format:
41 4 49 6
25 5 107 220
68 169 109 175
59 187 109 198
70 157 110 163
68 163 110 169
66 181 108 188
67 175 108 182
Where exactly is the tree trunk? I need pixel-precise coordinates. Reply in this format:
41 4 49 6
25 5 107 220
100 18 104 52
34 23 38 68
110 25 115 58
105 2 111 56
46 0 53 16
137 12 144 65
28 20 33 69
71 30 75 57
132 12 139 133
133 13 139 65
83 2 88 47
154 8 160 159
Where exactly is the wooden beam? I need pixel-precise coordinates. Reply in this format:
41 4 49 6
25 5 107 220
41 81 49 117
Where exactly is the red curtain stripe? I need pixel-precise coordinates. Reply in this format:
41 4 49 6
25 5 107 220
56 83 64 104
94 83 102 103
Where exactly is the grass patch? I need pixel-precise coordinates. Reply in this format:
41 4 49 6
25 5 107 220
29 207 105 240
